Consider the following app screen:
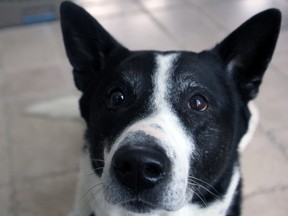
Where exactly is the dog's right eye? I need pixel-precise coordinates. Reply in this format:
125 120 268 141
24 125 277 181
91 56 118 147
108 89 125 108
188 94 209 112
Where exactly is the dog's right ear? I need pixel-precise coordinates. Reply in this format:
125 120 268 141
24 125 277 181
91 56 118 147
60 1 128 92
214 9 281 102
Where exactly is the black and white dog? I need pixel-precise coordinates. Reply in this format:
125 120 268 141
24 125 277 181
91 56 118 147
60 2 281 216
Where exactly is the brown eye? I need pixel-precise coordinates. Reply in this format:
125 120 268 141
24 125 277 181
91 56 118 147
108 90 125 108
188 94 208 111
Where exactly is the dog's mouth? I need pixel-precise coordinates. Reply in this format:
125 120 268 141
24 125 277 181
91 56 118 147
120 198 158 213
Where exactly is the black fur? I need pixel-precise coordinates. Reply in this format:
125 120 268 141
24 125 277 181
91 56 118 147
60 2 281 215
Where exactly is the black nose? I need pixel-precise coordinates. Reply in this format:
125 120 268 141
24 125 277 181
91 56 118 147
112 145 170 194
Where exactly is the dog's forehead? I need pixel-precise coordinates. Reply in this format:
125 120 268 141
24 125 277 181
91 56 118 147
115 51 225 89
173 52 226 90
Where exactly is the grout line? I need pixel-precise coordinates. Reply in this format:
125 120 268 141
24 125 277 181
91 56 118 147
1 88 78 104
266 130 288 160
135 0 185 49
244 184 288 200
270 63 288 81
13 169 79 185
258 124 288 160
186 0 229 33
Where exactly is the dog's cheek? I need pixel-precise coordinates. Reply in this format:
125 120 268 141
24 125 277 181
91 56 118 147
191 125 233 182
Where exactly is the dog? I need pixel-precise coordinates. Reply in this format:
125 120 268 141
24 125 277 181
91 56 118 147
60 2 281 216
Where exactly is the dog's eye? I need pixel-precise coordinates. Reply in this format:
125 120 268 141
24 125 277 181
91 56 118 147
188 94 208 111
108 90 125 108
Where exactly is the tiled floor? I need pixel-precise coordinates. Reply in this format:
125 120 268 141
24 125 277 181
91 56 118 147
0 0 287 215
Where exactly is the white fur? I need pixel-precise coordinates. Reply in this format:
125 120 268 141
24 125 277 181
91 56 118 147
238 101 259 152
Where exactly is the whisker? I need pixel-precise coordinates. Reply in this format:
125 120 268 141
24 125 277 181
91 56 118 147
188 176 219 194
80 182 104 201
187 187 207 207
80 184 104 216
187 181 220 200
78 167 104 184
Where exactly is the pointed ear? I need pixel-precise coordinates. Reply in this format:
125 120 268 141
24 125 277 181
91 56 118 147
60 1 128 91
215 9 281 102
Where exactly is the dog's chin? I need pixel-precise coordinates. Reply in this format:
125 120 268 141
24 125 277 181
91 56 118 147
110 196 187 214
121 199 158 214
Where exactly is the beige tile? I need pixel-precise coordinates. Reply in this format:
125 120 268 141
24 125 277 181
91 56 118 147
241 129 288 196
0 23 63 74
255 67 288 130
151 5 228 52
0 139 10 186
6 99 84 181
50 22 70 66
0 103 10 186
0 65 69 100
272 42 288 76
138 0 186 10
79 0 142 18
191 0 288 31
98 12 179 50
275 30 288 54
15 172 77 216
243 188 288 216
0 185 13 216
270 129 288 156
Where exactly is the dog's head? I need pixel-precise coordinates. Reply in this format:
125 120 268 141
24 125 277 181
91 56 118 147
60 2 281 214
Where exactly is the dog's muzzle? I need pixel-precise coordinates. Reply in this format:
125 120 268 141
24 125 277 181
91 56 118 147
104 130 189 213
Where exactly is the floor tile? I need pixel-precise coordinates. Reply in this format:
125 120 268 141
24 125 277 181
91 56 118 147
14 172 77 216
98 12 179 50
6 99 84 181
0 65 68 100
0 103 10 186
272 53 288 77
150 5 228 52
0 186 13 216
274 30 288 56
255 67 288 130
243 187 288 216
0 137 10 186
137 0 187 10
241 129 288 196
269 128 288 157
191 0 288 31
78 0 142 18
0 23 63 74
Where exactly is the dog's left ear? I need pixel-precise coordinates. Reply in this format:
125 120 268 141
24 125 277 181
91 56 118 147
215 9 281 102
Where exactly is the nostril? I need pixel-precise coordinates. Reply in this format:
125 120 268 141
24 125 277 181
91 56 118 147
144 163 164 179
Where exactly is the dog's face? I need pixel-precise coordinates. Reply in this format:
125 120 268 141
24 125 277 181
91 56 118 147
86 51 237 212
60 3 281 214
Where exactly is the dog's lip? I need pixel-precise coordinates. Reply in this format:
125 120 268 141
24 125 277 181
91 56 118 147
120 198 158 212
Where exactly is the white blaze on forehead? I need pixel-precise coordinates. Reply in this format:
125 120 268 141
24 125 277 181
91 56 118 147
152 52 194 155
150 53 195 205
153 53 178 109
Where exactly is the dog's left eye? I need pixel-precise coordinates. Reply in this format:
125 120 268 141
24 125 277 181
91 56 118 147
108 90 125 108
188 94 208 112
